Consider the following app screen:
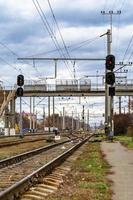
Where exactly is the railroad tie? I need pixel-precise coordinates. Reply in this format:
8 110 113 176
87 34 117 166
22 190 48 199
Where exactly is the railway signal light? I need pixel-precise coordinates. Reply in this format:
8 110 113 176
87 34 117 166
17 74 24 86
106 72 115 85
106 54 115 71
109 87 115 96
16 87 23 97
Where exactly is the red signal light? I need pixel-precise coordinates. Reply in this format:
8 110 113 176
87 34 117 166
106 55 115 70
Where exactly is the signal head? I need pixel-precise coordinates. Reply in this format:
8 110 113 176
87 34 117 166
106 54 115 71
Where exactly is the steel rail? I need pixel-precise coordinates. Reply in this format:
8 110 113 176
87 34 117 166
0 140 69 169
0 137 47 148
0 135 93 200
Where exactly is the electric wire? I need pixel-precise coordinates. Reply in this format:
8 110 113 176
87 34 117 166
25 35 100 58
0 57 33 80
127 50 133 62
122 35 133 62
120 0 127 10
0 57 21 73
47 0 74 67
0 41 40 78
0 77 12 85
33 0 74 78
36 0 74 78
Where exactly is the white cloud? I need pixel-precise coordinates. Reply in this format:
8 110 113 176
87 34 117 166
0 0 132 126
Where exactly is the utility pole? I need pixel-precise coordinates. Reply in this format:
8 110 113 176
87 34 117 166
43 105 45 131
48 96 50 133
62 107 65 130
82 105 84 131
128 96 131 114
19 97 23 137
101 10 121 134
87 109 89 131
53 96 55 127
33 97 35 132
30 97 32 132
72 111 74 132
119 96 121 114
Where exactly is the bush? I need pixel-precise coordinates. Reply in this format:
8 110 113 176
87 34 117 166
114 114 132 135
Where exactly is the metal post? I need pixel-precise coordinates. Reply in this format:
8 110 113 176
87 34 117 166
4 106 9 136
82 105 84 131
119 96 121 114
53 96 55 128
19 97 23 137
87 109 89 131
72 111 74 132
33 97 35 132
48 96 50 133
55 59 57 78
10 98 15 129
128 96 131 114
106 29 111 126
35 110 37 131
96 70 98 90
30 97 32 132
63 107 65 130
43 106 45 131
57 114 59 130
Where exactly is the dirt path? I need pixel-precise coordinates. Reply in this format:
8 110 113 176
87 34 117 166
101 141 133 200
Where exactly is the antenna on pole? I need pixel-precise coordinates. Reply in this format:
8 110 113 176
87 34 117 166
101 10 121 43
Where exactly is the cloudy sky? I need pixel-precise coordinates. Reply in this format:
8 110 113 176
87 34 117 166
0 0 132 126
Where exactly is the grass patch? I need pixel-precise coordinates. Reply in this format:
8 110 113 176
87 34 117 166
115 136 133 149
45 142 112 200
79 181 108 191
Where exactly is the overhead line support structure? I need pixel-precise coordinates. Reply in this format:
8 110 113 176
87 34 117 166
18 57 105 61
101 10 121 135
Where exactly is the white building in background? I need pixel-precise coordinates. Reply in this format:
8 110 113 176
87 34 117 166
0 119 4 134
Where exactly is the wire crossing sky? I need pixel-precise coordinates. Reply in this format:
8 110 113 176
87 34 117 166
0 0 132 85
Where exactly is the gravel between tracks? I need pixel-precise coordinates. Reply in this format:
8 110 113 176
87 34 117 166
0 142 74 193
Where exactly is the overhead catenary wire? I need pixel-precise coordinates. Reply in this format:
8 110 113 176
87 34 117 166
33 0 74 78
122 34 133 62
0 57 33 80
120 0 127 10
0 57 21 73
47 0 75 75
0 77 12 85
0 41 40 79
25 35 100 58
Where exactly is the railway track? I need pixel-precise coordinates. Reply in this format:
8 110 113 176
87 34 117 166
0 135 94 200
0 135 53 148
0 140 69 169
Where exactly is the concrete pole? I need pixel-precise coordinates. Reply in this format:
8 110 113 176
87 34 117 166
43 106 45 131
55 59 57 78
10 97 15 134
105 29 111 127
87 109 89 131
53 96 55 128
4 91 9 135
62 107 65 130
4 106 9 136
128 96 131 114
57 114 59 130
35 110 37 131
30 97 32 132
33 97 35 132
19 97 23 137
72 111 74 131
82 105 85 131
48 96 50 133
119 96 121 114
